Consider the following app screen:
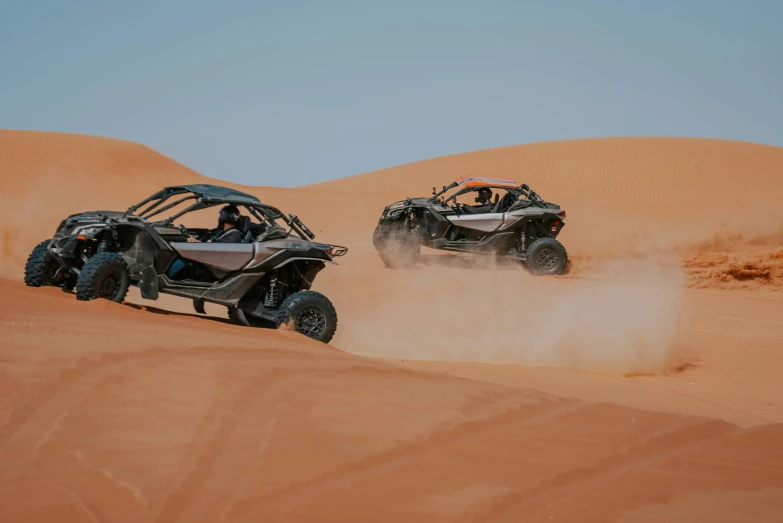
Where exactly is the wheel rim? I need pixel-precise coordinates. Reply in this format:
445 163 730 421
295 307 327 339
98 269 123 300
536 247 558 270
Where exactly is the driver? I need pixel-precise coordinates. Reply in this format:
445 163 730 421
183 204 243 244
209 204 243 243
460 188 494 214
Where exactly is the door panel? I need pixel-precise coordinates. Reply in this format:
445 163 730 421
171 242 254 271
446 213 505 232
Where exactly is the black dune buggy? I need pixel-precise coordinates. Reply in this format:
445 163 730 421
24 184 348 343
372 176 568 275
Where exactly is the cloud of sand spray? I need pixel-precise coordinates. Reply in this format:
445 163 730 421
0 191 52 279
0 169 165 279
336 254 688 375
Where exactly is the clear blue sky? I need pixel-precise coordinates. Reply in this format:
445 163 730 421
1 1 781 187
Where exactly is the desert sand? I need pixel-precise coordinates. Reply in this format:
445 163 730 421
1 129 782 522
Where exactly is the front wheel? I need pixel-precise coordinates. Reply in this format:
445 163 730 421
373 225 420 269
274 291 338 343
525 237 568 276
24 239 56 287
75 252 130 302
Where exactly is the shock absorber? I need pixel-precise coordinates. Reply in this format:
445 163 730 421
518 229 526 253
264 277 281 308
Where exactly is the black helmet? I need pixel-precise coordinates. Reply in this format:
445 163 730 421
218 204 240 227
475 187 492 204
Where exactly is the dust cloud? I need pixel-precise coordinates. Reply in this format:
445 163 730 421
336 254 688 375
0 194 48 279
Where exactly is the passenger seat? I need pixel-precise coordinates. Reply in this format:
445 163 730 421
236 215 254 243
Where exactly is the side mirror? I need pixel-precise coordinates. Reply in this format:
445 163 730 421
432 187 436 195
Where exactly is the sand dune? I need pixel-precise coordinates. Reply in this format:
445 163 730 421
309 136 783 261
2 131 782 285
1 130 783 521
1 279 781 522
0 131 200 278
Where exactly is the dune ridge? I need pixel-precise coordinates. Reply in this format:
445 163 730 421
3 131 783 288
1 130 783 521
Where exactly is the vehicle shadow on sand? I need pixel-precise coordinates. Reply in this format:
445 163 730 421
417 253 573 275
418 253 520 270
121 301 235 325
57 286 235 325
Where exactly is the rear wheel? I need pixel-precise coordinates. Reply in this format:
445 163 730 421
75 252 130 302
274 290 338 343
24 239 56 287
525 237 568 276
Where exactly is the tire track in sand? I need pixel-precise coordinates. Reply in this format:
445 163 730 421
0 345 311 487
0 345 307 450
147 369 315 523
240 396 583 519
470 417 738 522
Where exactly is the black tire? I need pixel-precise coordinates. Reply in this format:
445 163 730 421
525 237 568 276
75 252 130 302
274 290 338 343
373 226 420 269
24 239 56 287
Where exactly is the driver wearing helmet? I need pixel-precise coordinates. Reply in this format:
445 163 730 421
460 187 494 214
209 204 243 243
183 204 243 244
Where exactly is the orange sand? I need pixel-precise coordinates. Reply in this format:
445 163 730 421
1 130 782 522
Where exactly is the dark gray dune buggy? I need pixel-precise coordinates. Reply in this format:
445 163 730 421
23 184 348 343
373 175 568 275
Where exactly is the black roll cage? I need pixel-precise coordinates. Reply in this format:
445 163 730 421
118 186 318 242
430 182 549 209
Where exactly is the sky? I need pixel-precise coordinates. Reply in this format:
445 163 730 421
1 0 781 187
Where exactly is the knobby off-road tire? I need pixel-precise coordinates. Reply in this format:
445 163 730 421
24 239 56 287
274 290 338 343
373 226 420 269
525 237 568 276
75 252 130 303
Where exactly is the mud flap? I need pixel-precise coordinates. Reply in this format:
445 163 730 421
137 234 159 300
193 298 206 314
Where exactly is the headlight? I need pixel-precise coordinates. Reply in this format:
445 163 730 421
72 225 106 238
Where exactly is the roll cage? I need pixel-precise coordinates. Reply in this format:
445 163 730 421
118 184 344 253
429 179 550 210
